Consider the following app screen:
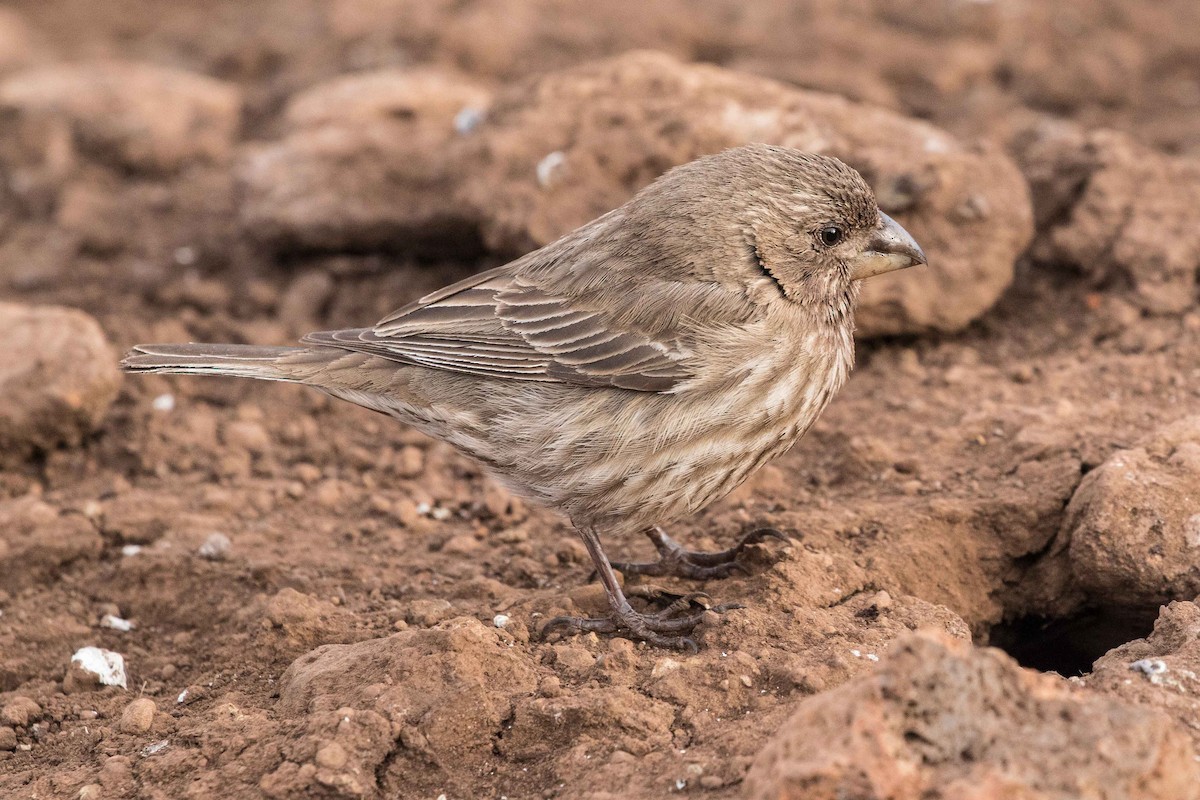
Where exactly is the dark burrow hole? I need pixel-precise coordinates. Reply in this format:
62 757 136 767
988 605 1162 676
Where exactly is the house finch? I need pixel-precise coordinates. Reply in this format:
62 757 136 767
123 144 925 649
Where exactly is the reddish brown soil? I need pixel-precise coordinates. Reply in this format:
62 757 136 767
3 2 1200 799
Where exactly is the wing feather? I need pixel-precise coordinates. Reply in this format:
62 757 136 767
301 265 695 392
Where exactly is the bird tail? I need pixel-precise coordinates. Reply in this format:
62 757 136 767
120 343 310 383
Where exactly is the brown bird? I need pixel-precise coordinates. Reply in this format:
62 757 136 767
123 144 925 649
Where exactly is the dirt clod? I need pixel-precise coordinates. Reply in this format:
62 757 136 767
0 303 119 457
745 631 1200 800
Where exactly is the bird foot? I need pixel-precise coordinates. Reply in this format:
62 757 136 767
541 588 742 651
609 526 790 580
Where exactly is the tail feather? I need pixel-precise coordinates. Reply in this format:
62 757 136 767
121 343 307 382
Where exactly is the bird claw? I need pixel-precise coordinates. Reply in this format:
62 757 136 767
539 592 740 651
609 526 791 580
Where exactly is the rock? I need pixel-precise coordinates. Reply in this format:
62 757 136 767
65 647 127 692
454 51 1033 336
1088 601 1200 752
744 631 1200 800
262 588 348 647
277 618 538 795
237 68 489 254
1 696 40 727
0 496 103 593
1052 416 1200 606
0 303 119 456
282 68 489 131
220 419 271 454
0 60 241 174
1018 126 1200 315
0 726 15 751
197 532 232 561
404 598 454 627
119 697 157 733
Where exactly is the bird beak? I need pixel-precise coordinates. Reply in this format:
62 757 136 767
850 212 927 281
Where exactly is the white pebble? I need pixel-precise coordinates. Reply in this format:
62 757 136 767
1130 658 1168 676
536 151 566 187
197 532 231 561
454 106 485 134
141 740 170 756
493 614 510 628
151 393 175 412
71 647 127 688
173 246 197 266
176 688 189 704
100 614 134 632
121 544 142 557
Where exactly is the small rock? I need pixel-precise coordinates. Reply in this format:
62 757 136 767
265 587 339 631
0 60 241 173
314 740 348 770
0 726 16 750
313 480 344 508
394 499 422 528
0 303 120 457
441 533 482 555
405 598 453 627
197 532 232 561
66 647 127 692
237 68 489 253
551 643 596 675
221 420 271 454
141 739 170 756
651 658 683 680
1057 416 1200 605
395 445 425 478
100 613 134 632
119 698 156 733
1129 658 1168 678
1 696 40 726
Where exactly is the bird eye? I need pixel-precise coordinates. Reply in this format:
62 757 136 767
818 225 845 247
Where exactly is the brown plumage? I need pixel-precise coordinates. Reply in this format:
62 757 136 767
123 144 925 649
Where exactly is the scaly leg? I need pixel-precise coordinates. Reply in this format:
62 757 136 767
542 527 741 651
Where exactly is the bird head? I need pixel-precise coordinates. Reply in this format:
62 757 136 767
730 145 927 309
640 144 926 312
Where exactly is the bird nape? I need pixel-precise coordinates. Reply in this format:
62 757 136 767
122 143 926 651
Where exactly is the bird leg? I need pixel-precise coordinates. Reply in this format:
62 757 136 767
608 526 789 580
542 527 740 651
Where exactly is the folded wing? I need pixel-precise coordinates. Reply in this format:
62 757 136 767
302 266 695 392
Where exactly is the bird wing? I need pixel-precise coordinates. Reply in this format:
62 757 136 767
301 265 698 392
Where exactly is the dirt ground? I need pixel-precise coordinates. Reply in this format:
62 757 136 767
3 2 1200 799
